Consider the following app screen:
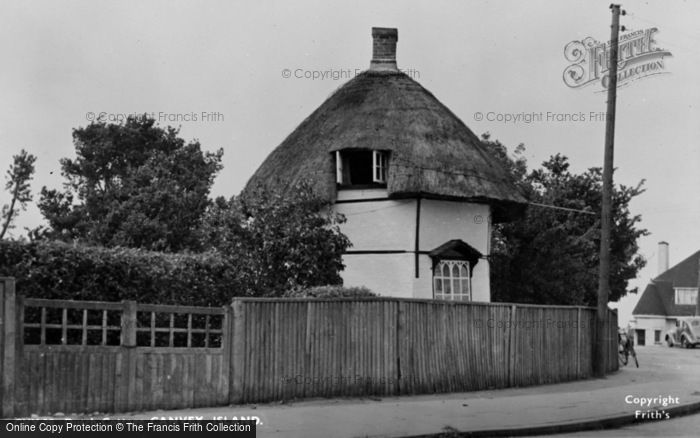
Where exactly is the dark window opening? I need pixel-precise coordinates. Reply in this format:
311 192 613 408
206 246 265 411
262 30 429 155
336 150 388 187
636 329 645 346
345 150 373 185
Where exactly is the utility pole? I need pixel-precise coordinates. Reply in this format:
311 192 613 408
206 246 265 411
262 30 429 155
595 4 624 377
695 257 700 316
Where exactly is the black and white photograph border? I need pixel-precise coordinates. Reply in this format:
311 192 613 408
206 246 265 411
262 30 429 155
1 1 699 437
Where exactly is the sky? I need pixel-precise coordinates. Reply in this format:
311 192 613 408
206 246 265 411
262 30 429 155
1 0 699 325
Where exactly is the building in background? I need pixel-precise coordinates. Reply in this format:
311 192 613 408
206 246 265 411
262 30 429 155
243 28 526 300
631 242 700 345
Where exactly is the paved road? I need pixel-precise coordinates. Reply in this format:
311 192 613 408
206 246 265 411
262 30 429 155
549 414 700 437
550 345 700 437
61 344 700 437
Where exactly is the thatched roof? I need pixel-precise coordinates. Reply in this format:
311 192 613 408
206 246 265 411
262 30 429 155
243 70 527 222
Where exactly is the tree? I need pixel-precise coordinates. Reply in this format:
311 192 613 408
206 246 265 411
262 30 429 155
201 182 351 296
1 149 37 240
483 135 648 306
38 116 223 252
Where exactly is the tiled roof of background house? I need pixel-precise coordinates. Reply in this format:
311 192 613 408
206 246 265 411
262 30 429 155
632 282 667 316
633 250 700 317
655 250 700 287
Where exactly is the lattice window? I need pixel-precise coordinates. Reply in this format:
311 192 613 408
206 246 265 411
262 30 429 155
135 305 223 348
22 300 122 346
433 260 471 301
21 299 224 348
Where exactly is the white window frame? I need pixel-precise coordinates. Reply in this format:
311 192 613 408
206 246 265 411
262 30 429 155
674 287 698 305
372 150 387 183
336 150 387 185
335 151 343 184
433 260 471 301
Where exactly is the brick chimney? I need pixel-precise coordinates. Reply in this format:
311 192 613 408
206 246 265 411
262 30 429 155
370 27 398 71
658 241 669 276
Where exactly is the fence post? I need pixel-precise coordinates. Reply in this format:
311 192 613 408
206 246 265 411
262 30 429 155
396 300 406 394
221 305 232 405
1 277 17 418
508 304 517 387
229 299 245 404
118 300 137 412
576 307 582 378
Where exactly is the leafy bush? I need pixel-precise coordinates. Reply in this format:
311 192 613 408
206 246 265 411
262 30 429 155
1 182 352 305
202 181 351 297
283 285 376 298
0 240 243 306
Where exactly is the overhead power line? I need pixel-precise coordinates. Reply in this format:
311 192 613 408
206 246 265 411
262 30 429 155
526 202 596 215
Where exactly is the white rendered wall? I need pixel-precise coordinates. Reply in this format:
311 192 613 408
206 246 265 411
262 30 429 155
341 253 416 297
418 200 490 254
333 192 492 302
334 198 416 251
632 316 674 345
418 200 491 302
411 254 434 300
333 193 415 297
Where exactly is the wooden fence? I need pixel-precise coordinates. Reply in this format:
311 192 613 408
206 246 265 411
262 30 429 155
0 277 618 416
231 298 618 403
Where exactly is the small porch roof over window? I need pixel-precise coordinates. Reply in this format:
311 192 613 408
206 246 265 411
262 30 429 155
428 240 482 271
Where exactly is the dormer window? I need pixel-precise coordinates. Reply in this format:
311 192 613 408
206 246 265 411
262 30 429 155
335 150 388 187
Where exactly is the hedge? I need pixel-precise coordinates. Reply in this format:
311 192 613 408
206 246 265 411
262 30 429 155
0 240 244 306
283 285 376 298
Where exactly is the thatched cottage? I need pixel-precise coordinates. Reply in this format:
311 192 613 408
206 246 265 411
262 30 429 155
244 28 526 301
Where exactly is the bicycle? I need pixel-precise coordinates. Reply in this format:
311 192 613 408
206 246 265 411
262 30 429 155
618 332 639 368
